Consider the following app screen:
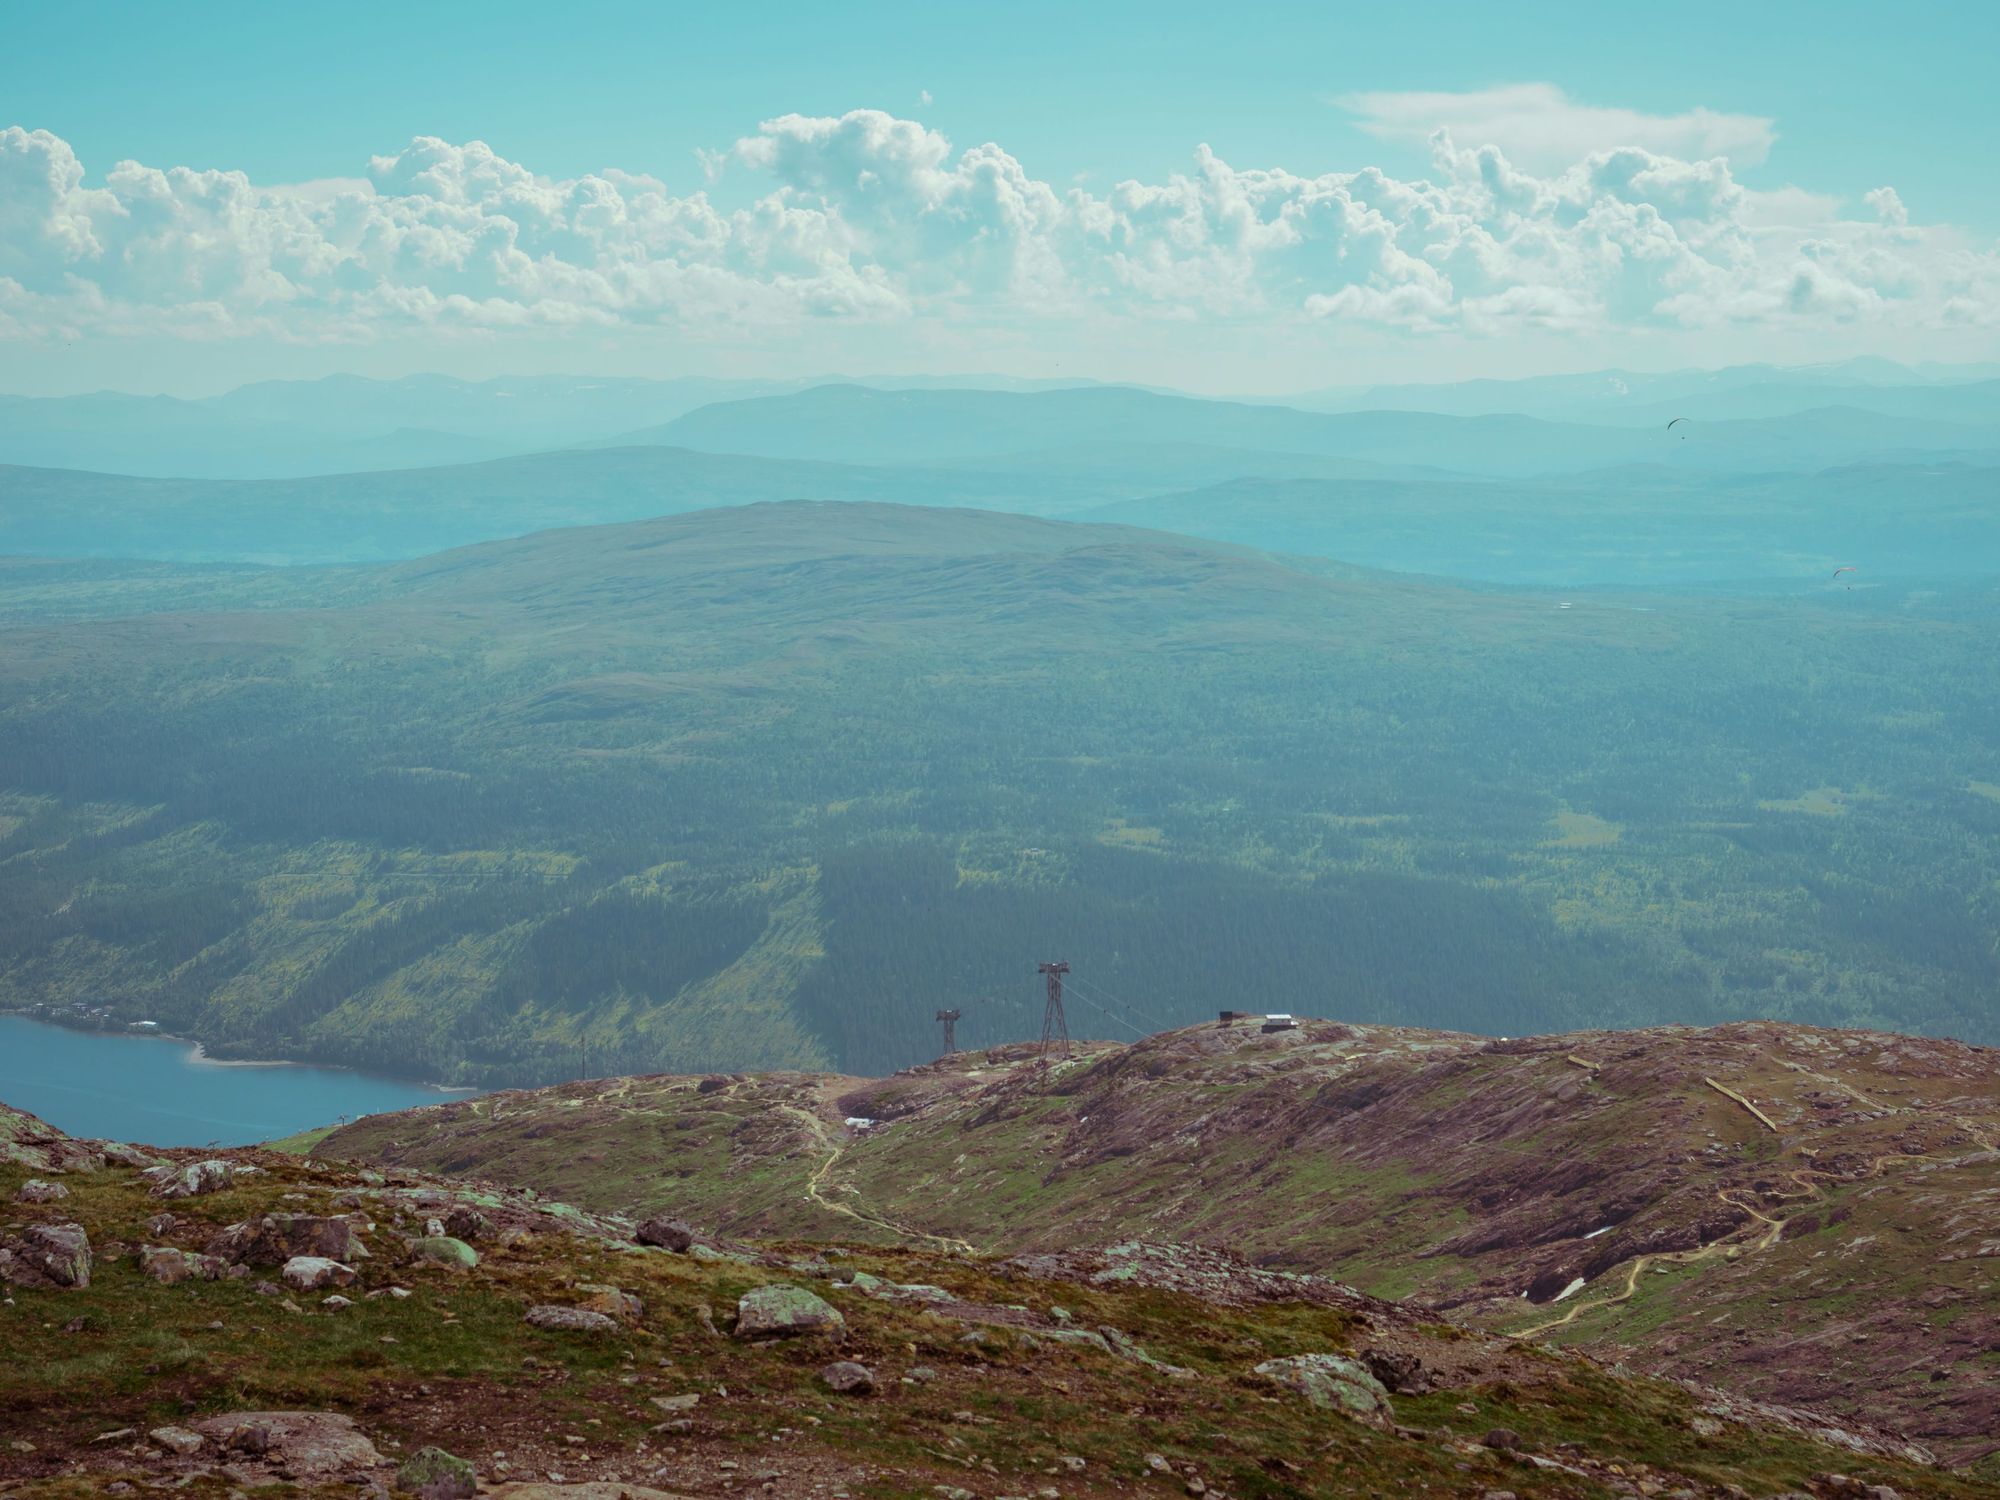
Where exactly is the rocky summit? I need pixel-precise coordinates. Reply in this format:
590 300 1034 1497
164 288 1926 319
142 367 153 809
314 1018 2000 1477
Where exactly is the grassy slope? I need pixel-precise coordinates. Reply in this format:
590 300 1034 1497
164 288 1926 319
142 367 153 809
316 1020 2000 1469
0 1134 1980 1498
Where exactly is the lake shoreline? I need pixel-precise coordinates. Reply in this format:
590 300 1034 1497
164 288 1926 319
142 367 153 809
0 1012 482 1148
0 1007 476 1095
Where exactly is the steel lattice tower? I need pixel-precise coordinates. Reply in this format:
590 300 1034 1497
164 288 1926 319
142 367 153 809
1037 961 1071 1061
935 1008 961 1056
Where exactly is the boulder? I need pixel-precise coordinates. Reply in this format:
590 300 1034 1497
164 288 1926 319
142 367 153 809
140 1245 225 1285
16 1222 93 1288
281 1256 358 1292
207 1214 366 1266
635 1215 696 1252
1362 1346 1432 1395
100 1142 159 1170
410 1235 479 1270
525 1304 618 1333
1253 1353 1394 1428
193 1411 385 1478
15 1178 69 1203
397 1445 478 1499
735 1283 845 1339
819 1360 875 1394
147 1159 237 1199
1481 1427 1524 1451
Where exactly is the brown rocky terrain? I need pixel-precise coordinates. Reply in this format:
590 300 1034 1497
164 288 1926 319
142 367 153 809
0 1096 1984 1499
316 1019 2000 1473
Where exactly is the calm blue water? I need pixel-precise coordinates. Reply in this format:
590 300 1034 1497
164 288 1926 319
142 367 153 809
0 1015 467 1147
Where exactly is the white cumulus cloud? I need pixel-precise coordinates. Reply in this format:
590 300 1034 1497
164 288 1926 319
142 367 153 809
1338 83 1776 171
0 108 1993 353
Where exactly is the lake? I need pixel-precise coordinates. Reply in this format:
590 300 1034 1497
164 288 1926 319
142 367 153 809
0 1015 468 1147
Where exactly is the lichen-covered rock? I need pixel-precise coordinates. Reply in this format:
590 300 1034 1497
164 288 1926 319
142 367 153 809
0 1101 102 1173
140 1245 225 1284
819 1360 875 1394
281 1255 357 1291
735 1283 844 1339
635 1215 696 1252
147 1159 237 1198
13 1222 93 1288
409 1235 478 1269
525 1304 618 1332
207 1214 367 1266
99 1142 159 1170
16 1178 69 1203
397 1444 478 1498
1254 1353 1393 1427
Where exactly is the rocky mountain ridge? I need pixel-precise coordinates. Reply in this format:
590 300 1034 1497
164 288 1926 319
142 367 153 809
315 1018 2000 1471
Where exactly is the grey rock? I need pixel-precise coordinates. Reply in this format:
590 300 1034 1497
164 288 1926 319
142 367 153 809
16 1178 69 1203
147 1159 237 1199
409 1235 478 1270
734 1283 844 1339
281 1255 358 1291
525 1304 619 1332
206 1213 365 1266
819 1360 875 1394
140 1245 225 1284
192 1412 384 1477
635 1215 696 1252
14 1222 93 1288
1254 1353 1393 1428
149 1426 206 1456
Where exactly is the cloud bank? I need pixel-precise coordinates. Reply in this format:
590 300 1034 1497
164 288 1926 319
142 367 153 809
1337 83 1777 171
2 103 1994 355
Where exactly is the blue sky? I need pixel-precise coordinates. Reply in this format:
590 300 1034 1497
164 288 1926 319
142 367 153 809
4 0 1996 394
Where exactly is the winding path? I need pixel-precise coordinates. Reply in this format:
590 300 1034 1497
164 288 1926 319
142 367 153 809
779 1104 978 1256
1510 1061 1992 1341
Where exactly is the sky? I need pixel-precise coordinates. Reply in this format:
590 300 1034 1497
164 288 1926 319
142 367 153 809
4 0 1997 396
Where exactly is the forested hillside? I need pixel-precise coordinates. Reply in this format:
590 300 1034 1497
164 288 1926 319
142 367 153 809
2 502 1997 1083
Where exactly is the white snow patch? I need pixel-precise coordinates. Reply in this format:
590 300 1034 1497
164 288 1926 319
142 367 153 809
844 1117 877 1130
1584 1226 1613 1239
1553 1276 1588 1302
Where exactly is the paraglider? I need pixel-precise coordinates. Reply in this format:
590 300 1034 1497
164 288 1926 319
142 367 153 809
1666 417 1690 440
1832 566 1858 579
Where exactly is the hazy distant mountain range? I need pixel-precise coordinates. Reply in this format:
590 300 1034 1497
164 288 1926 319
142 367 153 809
3 357 1996 479
4 358 1995 582
0 372 1122 479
